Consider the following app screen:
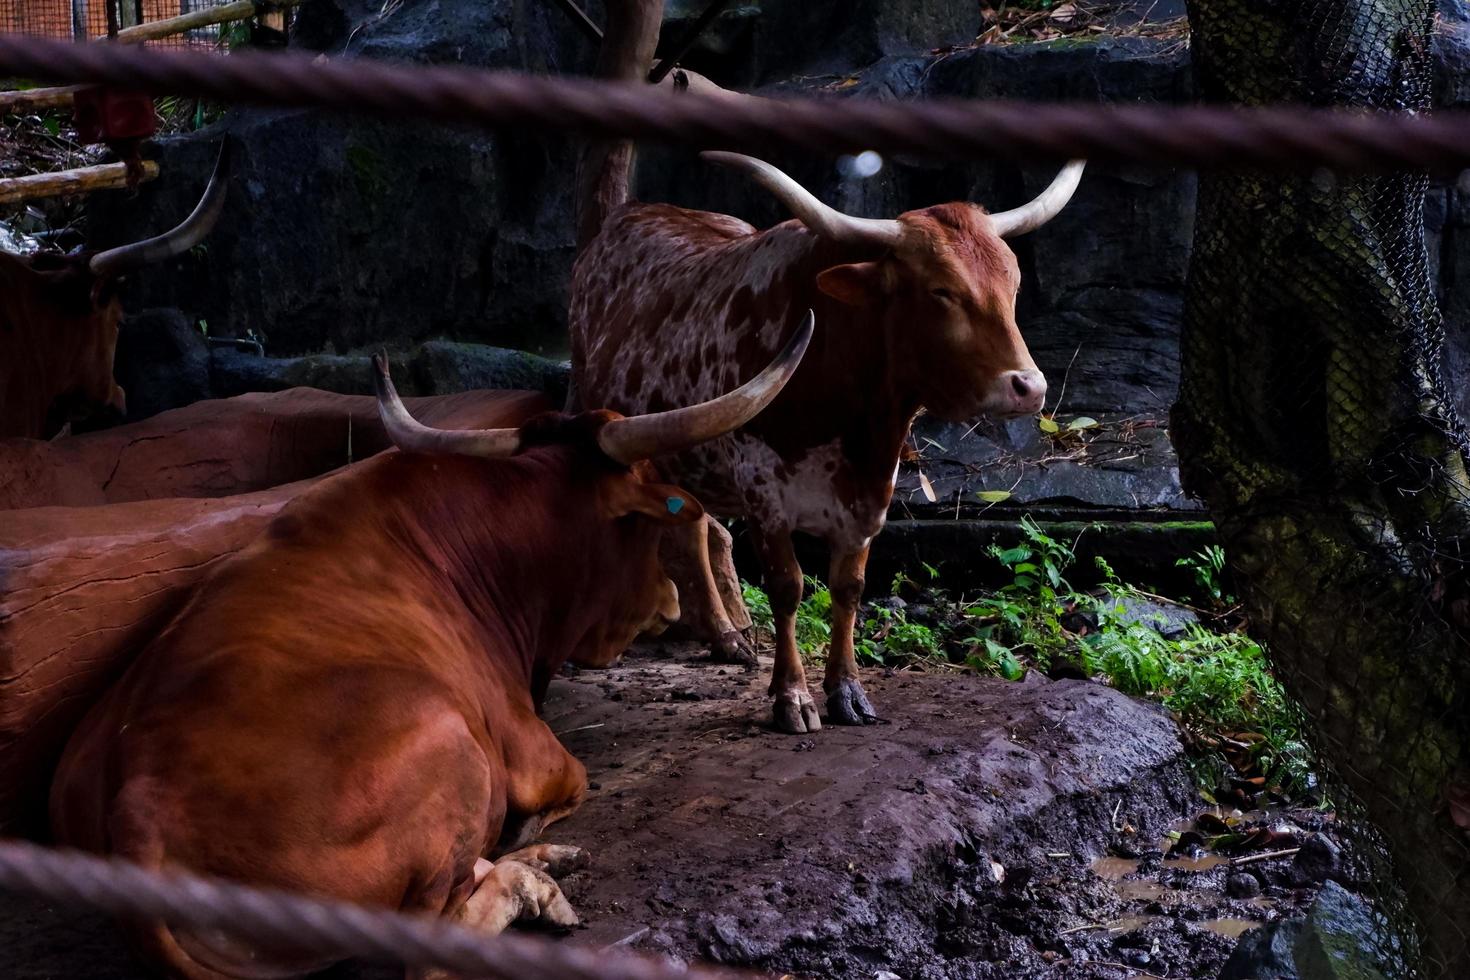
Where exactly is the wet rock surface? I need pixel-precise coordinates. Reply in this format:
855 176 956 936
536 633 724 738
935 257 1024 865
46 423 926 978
1219 881 1398 980
207 342 570 407
541 654 1194 978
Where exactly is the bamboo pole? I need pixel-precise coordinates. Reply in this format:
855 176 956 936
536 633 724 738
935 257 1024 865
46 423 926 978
0 1 306 116
0 160 159 206
106 0 304 44
0 86 83 114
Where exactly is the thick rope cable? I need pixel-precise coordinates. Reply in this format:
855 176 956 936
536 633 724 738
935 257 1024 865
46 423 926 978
1 33 1469 172
0 839 728 980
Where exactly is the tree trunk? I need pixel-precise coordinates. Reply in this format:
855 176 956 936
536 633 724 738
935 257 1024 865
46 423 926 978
1177 1 1470 973
573 0 662 251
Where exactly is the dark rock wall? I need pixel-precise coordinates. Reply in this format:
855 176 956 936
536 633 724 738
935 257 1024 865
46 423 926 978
92 0 601 359
86 3 1470 417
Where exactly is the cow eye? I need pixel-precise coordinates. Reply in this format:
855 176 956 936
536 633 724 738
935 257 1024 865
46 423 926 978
930 287 954 302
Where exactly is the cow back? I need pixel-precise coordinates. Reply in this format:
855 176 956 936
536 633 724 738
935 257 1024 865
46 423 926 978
0 388 552 510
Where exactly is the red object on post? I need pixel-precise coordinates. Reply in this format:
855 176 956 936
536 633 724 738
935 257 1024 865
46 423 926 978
72 86 157 144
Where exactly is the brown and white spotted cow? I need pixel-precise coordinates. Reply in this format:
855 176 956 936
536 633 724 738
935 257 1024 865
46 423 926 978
49 320 810 980
569 2 1084 735
0 145 229 439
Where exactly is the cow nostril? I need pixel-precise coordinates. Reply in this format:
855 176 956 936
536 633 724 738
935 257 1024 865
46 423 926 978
1011 374 1032 397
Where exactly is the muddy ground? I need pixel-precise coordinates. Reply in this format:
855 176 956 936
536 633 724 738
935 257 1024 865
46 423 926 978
0 648 1340 979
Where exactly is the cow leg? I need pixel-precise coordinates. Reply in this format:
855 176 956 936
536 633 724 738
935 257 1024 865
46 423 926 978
660 515 756 666
498 843 591 877
497 715 588 853
459 857 578 932
756 528 821 734
707 517 753 634
824 545 878 726
409 857 578 980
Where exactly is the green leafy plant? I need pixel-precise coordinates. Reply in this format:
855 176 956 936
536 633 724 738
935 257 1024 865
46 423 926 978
737 516 1312 798
741 581 772 630
858 604 943 666
1176 544 1231 607
739 577 831 656
795 576 832 655
964 516 1086 671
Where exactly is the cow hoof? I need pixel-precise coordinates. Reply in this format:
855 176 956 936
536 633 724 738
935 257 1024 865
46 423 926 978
709 629 758 669
493 863 579 934
500 843 590 879
502 860 581 930
825 678 878 726
772 688 822 734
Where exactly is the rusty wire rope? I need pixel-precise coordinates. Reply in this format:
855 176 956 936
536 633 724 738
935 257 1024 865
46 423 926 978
0 839 725 980
2 33 1470 173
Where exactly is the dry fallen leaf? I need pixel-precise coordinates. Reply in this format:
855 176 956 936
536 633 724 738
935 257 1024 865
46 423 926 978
917 470 937 503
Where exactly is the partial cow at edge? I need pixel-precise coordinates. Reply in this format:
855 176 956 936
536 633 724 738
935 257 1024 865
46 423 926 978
0 144 229 440
570 0 1085 735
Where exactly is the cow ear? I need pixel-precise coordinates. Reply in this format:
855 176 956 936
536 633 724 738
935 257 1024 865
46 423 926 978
816 262 883 306
609 481 706 525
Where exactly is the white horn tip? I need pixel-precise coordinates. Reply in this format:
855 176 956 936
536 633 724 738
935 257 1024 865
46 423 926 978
771 310 815 373
701 150 749 169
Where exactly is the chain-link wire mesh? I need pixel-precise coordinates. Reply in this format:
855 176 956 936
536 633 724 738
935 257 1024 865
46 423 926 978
0 1 242 46
1176 0 1470 975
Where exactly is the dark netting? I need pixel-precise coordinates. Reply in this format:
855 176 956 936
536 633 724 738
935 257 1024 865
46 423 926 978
1177 0 1470 975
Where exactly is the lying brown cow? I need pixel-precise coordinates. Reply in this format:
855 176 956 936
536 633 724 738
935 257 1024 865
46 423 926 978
49 315 811 978
0 388 551 838
0 145 228 439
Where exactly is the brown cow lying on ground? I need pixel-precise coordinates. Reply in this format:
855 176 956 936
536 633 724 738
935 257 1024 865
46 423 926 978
0 145 228 440
0 388 551 838
48 315 811 979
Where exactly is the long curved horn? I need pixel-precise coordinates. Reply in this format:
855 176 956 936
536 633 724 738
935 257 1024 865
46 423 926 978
372 353 522 458
89 141 232 278
702 152 901 248
987 160 1086 239
597 310 814 465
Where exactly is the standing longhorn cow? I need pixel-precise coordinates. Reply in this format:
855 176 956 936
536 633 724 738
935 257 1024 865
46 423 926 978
570 0 1084 735
0 145 229 440
49 317 811 979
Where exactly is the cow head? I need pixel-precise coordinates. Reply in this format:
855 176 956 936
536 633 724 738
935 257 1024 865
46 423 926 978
3 144 230 438
704 152 1085 423
371 311 814 668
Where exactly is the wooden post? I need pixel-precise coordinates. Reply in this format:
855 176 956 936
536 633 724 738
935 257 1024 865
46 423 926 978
0 161 160 206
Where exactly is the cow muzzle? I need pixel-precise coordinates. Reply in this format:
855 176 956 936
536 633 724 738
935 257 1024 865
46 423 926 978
987 369 1047 419
641 579 682 637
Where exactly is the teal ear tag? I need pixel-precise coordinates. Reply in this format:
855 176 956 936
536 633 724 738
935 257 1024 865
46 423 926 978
666 496 685 515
